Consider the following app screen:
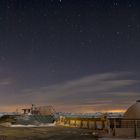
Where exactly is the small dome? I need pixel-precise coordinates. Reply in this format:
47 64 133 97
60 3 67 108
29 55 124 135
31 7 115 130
124 101 140 119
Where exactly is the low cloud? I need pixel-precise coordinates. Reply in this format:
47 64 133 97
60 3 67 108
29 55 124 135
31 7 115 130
14 72 139 112
0 78 13 86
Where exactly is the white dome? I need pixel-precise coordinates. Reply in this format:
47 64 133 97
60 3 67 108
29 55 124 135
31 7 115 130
124 100 140 119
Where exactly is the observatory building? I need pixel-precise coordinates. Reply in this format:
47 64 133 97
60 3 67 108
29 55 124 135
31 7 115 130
124 100 140 119
108 100 140 138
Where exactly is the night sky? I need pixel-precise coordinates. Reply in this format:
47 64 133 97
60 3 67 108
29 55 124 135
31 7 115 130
0 0 140 112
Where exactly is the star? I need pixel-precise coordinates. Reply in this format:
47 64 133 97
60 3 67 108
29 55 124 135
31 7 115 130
116 31 120 35
128 4 132 8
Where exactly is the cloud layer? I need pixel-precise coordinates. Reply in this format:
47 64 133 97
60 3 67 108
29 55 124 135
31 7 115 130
0 72 140 112
0 72 139 112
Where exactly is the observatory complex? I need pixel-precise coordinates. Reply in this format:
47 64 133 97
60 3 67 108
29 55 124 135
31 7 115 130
59 100 140 138
0 101 140 138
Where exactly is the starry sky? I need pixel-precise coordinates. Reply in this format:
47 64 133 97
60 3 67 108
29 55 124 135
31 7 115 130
0 0 140 113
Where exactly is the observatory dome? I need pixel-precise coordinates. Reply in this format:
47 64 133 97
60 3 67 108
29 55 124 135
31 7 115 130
124 100 140 119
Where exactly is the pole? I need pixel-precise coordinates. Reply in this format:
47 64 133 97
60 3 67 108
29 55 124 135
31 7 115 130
134 120 137 139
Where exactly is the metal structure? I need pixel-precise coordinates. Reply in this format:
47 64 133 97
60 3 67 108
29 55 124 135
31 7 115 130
15 105 56 125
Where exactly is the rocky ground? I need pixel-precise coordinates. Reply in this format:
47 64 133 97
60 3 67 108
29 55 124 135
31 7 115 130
0 126 99 140
99 138 140 140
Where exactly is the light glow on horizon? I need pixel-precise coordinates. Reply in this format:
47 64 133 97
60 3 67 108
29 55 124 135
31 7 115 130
0 105 126 113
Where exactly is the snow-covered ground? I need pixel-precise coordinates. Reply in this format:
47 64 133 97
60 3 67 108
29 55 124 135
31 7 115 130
11 123 56 127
